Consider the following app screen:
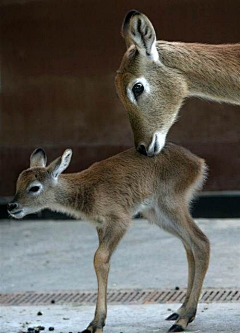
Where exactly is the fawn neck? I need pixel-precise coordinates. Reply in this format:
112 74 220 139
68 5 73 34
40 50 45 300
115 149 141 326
51 173 87 218
158 42 240 105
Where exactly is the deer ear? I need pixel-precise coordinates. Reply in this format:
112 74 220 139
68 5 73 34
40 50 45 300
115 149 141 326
122 10 159 62
48 149 72 179
30 148 47 168
121 10 139 49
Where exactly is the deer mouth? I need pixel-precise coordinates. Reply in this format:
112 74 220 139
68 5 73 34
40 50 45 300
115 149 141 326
8 209 24 219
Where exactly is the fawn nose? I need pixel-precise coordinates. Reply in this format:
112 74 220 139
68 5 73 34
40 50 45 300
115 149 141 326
7 202 19 212
137 144 147 156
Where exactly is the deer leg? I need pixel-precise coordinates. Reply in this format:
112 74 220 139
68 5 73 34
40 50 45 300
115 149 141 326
166 243 195 321
142 208 195 323
143 207 196 323
81 217 130 333
168 217 210 332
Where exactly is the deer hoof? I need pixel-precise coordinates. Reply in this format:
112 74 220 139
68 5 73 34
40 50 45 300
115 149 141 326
165 313 179 321
168 324 184 332
81 327 103 333
188 315 196 323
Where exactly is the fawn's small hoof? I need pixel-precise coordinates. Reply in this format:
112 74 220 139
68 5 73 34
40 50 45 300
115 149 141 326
168 324 184 332
188 316 195 323
165 313 179 321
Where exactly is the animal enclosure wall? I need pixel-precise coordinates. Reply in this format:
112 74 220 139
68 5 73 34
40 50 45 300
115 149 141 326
0 0 240 197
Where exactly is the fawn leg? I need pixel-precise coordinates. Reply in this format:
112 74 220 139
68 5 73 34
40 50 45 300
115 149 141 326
166 243 195 321
81 217 130 333
169 216 210 332
143 207 196 323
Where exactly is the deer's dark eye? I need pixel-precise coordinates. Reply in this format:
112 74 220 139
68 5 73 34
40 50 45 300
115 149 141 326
132 83 144 98
29 186 40 193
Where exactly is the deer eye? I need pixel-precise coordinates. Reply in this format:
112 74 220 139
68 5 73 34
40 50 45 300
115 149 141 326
132 83 144 98
28 186 40 193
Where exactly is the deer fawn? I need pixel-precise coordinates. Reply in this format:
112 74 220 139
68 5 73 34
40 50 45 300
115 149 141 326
8 144 209 332
115 10 240 156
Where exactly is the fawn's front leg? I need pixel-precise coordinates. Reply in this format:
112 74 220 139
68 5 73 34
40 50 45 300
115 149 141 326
81 217 130 333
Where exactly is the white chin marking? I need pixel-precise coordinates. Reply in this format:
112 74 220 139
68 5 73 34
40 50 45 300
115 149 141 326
155 132 166 153
148 131 166 155
10 211 25 219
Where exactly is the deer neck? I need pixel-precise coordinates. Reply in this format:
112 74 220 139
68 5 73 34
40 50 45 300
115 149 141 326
158 41 240 105
50 173 88 219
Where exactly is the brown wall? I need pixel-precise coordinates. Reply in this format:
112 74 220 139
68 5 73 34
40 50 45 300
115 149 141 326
0 0 240 196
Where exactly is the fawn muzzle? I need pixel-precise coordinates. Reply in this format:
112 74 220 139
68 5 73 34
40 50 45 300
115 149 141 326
7 201 24 219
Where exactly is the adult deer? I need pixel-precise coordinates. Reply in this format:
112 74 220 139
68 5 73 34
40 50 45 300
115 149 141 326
115 10 240 156
8 145 209 332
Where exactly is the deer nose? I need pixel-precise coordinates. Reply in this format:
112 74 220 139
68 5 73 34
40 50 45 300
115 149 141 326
137 144 147 156
145 132 166 156
7 202 19 212
137 140 159 157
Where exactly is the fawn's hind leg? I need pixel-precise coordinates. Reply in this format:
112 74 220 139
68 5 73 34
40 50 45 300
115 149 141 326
143 207 196 323
168 215 210 332
166 243 195 322
143 206 209 333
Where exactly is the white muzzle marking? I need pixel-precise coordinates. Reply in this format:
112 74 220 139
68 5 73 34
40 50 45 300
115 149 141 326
147 131 166 156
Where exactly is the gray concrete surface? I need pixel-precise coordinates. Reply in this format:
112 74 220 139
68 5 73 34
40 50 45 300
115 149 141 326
1 303 240 333
0 219 240 292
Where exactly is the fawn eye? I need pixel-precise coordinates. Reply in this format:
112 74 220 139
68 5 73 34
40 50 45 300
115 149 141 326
132 83 144 98
29 186 40 193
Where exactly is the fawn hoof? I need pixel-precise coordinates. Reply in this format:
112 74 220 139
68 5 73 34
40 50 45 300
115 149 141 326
188 310 197 324
168 324 184 332
81 327 103 333
166 313 179 321
188 315 195 323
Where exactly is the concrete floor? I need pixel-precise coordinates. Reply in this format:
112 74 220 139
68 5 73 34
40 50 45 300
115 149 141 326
0 218 240 333
0 219 240 292
1 303 240 333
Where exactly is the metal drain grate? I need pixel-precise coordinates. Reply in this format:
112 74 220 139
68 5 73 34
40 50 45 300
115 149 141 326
1 288 239 306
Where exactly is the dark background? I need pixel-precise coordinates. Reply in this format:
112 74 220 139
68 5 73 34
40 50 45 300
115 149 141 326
0 0 240 198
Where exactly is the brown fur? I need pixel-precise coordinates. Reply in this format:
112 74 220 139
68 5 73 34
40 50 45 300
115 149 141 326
115 10 240 155
9 143 210 332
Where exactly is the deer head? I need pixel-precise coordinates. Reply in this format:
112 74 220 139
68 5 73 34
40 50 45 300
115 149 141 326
115 10 188 156
7 148 72 219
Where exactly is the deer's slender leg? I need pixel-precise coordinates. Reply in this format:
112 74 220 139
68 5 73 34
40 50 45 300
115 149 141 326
144 207 198 325
147 203 209 333
168 216 210 332
81 217 131 333
166 243 195 321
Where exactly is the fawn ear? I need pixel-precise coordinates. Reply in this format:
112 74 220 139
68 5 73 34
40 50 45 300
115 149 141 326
121 10 159 61
30 148 47 168
48 149 72 179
